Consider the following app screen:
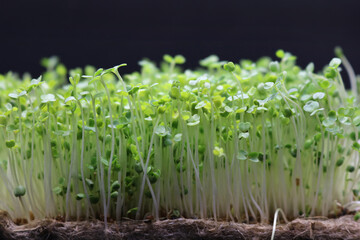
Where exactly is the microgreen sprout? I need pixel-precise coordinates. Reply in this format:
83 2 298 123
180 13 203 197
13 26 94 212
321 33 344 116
0 51 359 226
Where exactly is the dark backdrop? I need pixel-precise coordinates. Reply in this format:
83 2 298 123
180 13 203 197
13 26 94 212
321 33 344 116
1 0 360 86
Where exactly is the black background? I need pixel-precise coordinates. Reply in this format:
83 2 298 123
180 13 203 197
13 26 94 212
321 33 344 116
1 0 360 85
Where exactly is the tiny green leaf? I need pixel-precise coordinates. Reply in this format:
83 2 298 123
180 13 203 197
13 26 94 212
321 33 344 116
303 101 319 113
248 152 259 163
224 62 235 72
14 185 26 197
237 150 248 160
329 58 341 69
76 193 85 200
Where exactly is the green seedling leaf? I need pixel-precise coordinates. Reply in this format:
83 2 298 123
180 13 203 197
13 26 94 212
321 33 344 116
195 101 206 109
76 193 85 200
353 116 360 126
111 181 121 191
346 165 355 173
101 157 109 167
127 207 138 216
86 179 94 189
111 191 118 199
163 54 173 63
306 62 314 73
187 114 200 126
237 150 248 160
355 212 360 221
269 61 280 72
5 140 15 148
84 126 96 133
154 125 168 137
313 92 325 100
200 55 219 67
0 115 7 126
53 186 62 195
318 79 330 89
174 55 186 64
9 93 19 99
64 96 76 104
41 94 56 103
264 82 274 89
303 101 319 113
224 62 235 72
310 108 324 116
336 157 344 167
323 111 337 127
239 122 251 132
353 142 360 151
238 132 249 139
14 185 26 197
248 152 259 163
213 147 225 157
174 133 182 142
89 194 99 204
329 58 341 69
276 49 285 58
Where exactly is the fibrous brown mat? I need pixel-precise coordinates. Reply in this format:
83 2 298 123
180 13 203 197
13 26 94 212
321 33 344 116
0 211 359 240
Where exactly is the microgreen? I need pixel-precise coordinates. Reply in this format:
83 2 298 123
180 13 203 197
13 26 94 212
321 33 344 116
0 50 359 226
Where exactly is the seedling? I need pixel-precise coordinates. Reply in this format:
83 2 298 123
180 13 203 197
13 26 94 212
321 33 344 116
0 51 359 228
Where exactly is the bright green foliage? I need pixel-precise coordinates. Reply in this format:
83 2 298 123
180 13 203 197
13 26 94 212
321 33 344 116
14 185 26 197
0 51 359 225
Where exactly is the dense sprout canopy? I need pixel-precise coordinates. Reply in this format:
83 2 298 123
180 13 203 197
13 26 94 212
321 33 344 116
0 51 359 226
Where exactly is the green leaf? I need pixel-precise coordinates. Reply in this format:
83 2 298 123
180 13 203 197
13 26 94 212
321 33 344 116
353 142 360 151
52 186 62 195
238 132 249 139
111 181 121 191
239 122 251 132
318 79 330 89
64 96 76 103
237 150 248 160
269 61 280 72
163 54 173 63
310 108 324 116
154 125 168 137
353 116 360 126
14 185 26 197
322 111 337 127
336 157 344 167
224 62 235 72
187 114 200 126
329 58 341 68
111 191 118 199
276 49 285 58
84 126 96 133
76 193 85 200
174 133 182 142
213 147 225 157
5 140 15 148
346 165 355 173
200 55 219 67
248 152 259 163
41 94 56 103
334 46 344 58
174 55 186 64
86 179 94 189
8 93 19 99
101 157 109 167
313 92 325 100
303 101 319 113
264 82 274 89
195 101 206 109
127 207 138 216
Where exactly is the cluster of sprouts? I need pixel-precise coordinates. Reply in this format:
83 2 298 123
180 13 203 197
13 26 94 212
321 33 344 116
0 49 359 227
